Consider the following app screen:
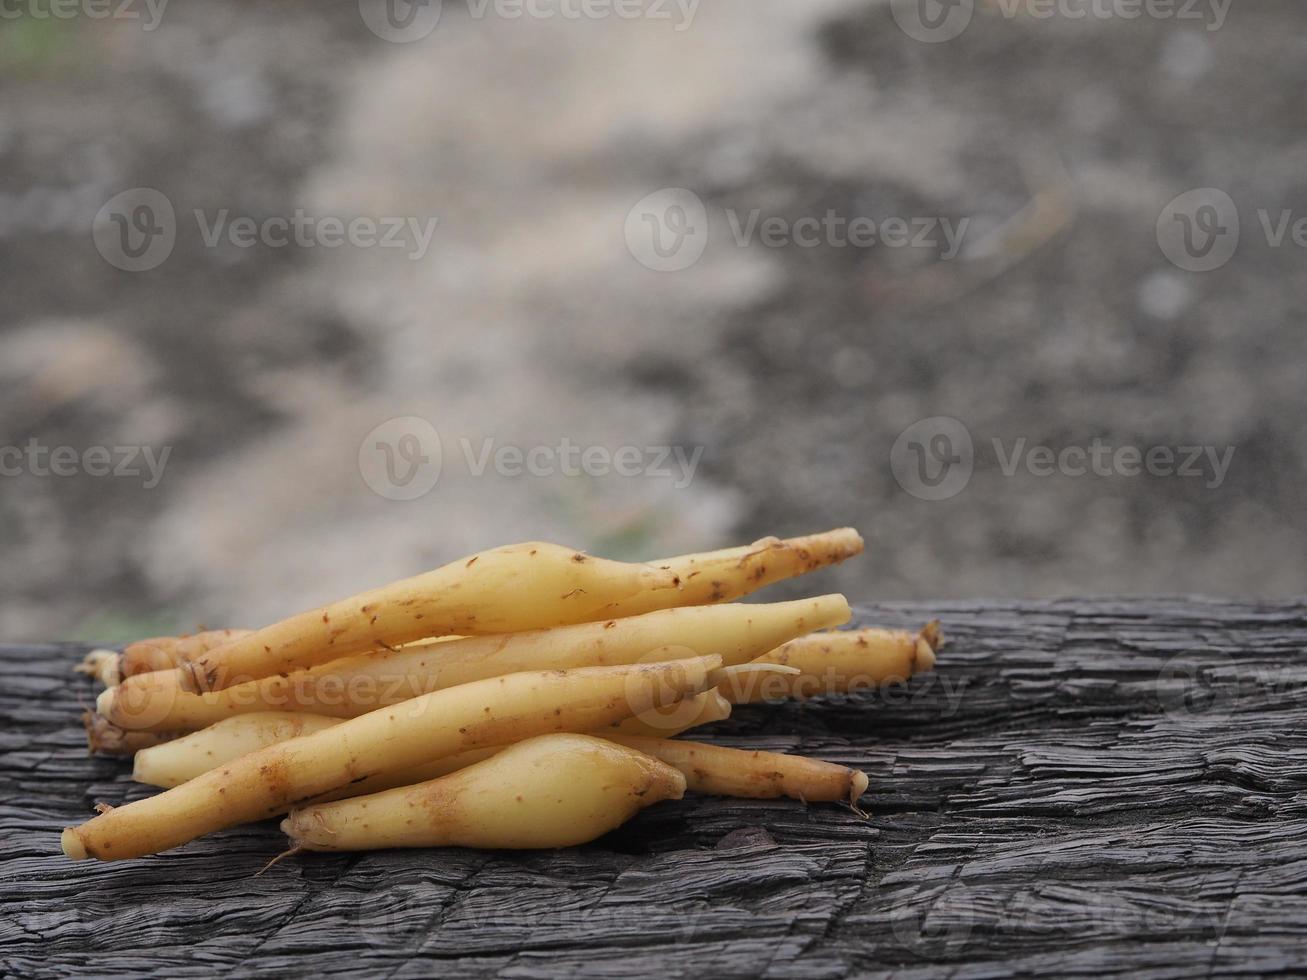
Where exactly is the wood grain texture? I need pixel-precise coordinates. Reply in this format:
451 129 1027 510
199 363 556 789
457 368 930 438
3 599 1307 978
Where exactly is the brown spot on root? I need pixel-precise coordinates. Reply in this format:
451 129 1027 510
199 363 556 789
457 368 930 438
465 556 478 567
571 553 587 563
259 757 291 794
322 613 329 624
604 621 616 629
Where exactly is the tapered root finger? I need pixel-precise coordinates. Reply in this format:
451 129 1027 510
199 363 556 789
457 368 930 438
97 673 186 732
120 629 252 678
282 734 686 852
75 650 122 687
605 528 864 617
849 770 870 807
605 689 733 738
106 596 848 733
61 827 89 860
83 712 173 756
182 542 682 692
63 656 719 860
722 622 941 703
915 620 943 672
126 689 736 791
132 713 342 788
607 736 869 805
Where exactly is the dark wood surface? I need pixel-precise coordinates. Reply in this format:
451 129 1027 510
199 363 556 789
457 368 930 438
4 599 1307 978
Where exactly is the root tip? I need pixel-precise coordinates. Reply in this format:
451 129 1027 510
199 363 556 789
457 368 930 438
914 620 942 673
849 770 870 808
257 844 304 875
60 827 89 860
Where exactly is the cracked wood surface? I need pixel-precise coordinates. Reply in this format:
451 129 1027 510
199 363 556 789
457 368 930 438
3 599 1306 978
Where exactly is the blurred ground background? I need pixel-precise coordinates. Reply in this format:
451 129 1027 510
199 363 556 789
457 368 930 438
0 0 1303 641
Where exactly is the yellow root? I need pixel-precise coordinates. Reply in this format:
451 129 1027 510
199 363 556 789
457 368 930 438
282 734 686 851
61 656 719 861
719 622 942 703
102 595 848 733
607 735 870 805
605 528 864 617
181 541 680 693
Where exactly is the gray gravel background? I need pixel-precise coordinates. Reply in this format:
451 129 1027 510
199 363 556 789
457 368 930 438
0 0 1303 641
